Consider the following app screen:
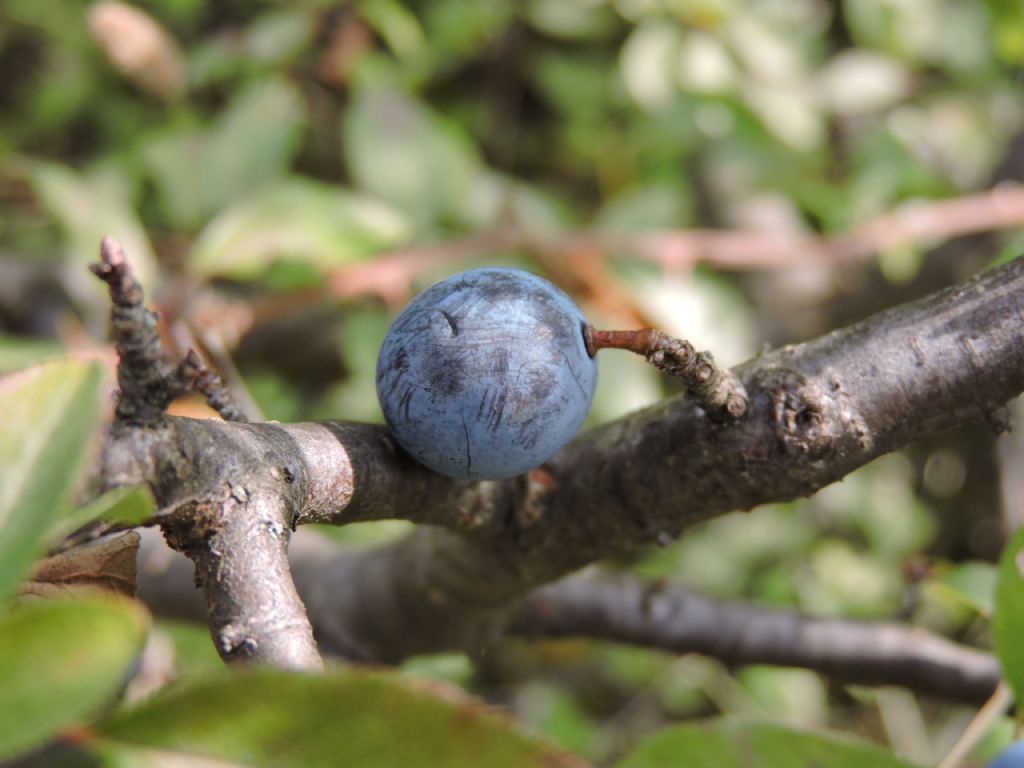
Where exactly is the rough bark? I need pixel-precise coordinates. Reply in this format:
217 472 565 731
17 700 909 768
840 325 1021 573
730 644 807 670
115 254 1024 666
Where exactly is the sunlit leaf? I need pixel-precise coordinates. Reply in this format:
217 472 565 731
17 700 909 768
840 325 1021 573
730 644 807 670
143 77 306 230
188 178 411 279
0 335 65 374
48 485 156 547
0 361 105 602
342 87 481 229
28 163 157 289
994 527 1024 703
0 596 148 760
935 561 997 617
90 667 585 767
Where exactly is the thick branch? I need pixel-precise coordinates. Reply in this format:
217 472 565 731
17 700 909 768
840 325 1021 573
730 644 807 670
293 255 1024 660
120 256 1024 663
509 572 1000 703
106 421 323 668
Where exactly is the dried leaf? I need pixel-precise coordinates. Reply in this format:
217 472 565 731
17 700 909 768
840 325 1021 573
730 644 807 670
24 531 140 598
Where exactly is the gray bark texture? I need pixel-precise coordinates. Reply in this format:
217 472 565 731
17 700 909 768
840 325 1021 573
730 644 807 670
105 252 1024 686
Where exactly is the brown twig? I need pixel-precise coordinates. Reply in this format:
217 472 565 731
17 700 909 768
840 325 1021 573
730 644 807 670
89 236 171 425
168 349 247 423
585 326 748 419
327 185 1024 301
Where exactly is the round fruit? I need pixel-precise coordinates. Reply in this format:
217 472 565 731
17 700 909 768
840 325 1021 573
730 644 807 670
376 267 598 480
990 741 1024 767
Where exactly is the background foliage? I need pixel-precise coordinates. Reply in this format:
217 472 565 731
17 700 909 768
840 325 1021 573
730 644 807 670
2 0 1024 765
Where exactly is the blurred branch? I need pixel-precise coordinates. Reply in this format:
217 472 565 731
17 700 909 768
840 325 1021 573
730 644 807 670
328 185 1024 300
137 530 1000 703
509 571 1001 703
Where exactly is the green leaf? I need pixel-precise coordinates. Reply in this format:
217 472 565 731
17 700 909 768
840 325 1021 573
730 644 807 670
143 77 306 230
342 87 481 229
935 561 997 617
187 178 411 279
615 720 916 768
0 360 105 602
0 596 149 760
48 485 157 546
0 334 65 374
93 667 584 767
28 163 157 289
994 527 1024 702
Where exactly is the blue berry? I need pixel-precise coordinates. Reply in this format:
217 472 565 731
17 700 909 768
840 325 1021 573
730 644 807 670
990 741 1024 767
376 267 598 480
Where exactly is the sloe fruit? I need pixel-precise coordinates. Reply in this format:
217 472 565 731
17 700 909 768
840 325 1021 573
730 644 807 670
376 267 598 480
990 741 1024 767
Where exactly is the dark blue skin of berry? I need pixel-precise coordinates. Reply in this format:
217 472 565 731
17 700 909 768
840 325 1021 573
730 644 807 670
376 267 598 480
990 741 1024 767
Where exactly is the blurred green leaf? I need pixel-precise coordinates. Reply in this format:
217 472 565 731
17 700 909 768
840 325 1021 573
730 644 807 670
0 360 104 602
246 370 303 423
934 561 997 617
157 619 226 679
93 667 584 767
524 0 617 40
0 596 148 760
802 539 902 618
360 0 426 58
400 653 474 687
615 720 916 768
342 87 481 229
994 527 1024 703
516 682 600 758
327 306 392 423
28 163 157 288
739 667 827 730
48 485 156 547
76 485 155 528
143 77 306 230
990 0 1024 64
244 9 316 66
0 335 65 374
596 183 692 231
188 178 410 279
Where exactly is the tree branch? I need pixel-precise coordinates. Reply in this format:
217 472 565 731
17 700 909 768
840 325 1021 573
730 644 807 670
92 240 321 669
135 530 1000 703
508 571 1001 703
289 254 1024 661
114 253 1024 666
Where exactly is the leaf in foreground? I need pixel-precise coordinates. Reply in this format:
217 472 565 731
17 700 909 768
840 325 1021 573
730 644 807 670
615 719 918 768
0 596 149 759
994 527 1024 702
0 360 105 601
92 667 586 768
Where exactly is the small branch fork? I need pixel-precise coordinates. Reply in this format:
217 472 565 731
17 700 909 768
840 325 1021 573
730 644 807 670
93 233 1024 700
585 325 748 419
90 236 245 424
91 236 318 669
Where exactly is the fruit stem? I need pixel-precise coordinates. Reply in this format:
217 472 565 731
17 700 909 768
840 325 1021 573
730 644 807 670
584 324 748 420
